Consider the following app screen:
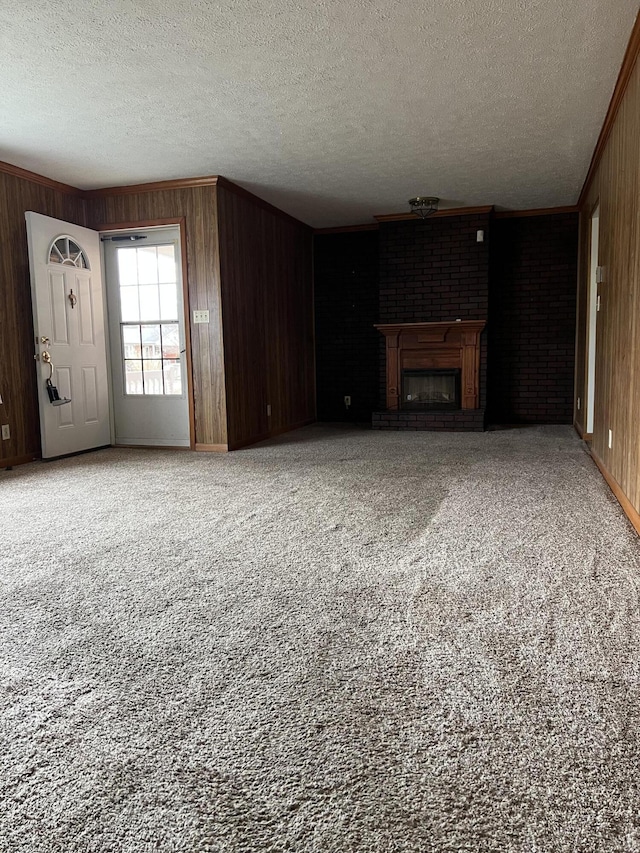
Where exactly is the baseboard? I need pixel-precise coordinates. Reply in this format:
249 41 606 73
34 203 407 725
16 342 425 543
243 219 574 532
195 443 228 452
1 452 40 469
227 432 271 451
226 419 316 451
573 420 593 442
268 418 316 439
590 450 640 537
116 443 191 451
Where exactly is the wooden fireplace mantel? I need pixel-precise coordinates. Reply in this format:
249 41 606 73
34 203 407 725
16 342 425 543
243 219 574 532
375 320 486 411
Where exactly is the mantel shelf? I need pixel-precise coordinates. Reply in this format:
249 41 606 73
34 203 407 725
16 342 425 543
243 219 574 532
374 320 486 335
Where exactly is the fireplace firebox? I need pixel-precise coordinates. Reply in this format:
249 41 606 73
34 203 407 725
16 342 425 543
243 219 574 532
402 368 461 410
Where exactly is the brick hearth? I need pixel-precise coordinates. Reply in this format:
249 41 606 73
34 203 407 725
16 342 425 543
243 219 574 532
372 410 486 431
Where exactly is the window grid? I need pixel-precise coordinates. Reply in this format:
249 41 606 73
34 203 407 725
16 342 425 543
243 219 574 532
49 236 89 269
117 242 182 397
122 323 181 396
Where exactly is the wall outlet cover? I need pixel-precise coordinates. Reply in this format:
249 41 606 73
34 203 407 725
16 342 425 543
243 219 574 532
1 424 10 440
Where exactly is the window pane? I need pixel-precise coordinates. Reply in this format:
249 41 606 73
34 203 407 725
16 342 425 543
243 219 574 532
68 240 82 264
159 283 178 321
137 246 158 284
120 286 140 322
143 360 163 395
157 244 176 283
163 360 182 395
118 248 138 286
141 324 161 359
161 324 180 358
124 360 143 395
138 285 160 321
122 324 141 359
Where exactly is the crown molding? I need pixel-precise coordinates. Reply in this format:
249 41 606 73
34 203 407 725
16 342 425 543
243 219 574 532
81 174 310 228
578 10 640 207
0 156 582 227
2 163 309 229
374 205 493 222
314 223 380 234
320 204 577 231
494 205 579 219
215 176 311 230
0 159 81 195
84 175 221 198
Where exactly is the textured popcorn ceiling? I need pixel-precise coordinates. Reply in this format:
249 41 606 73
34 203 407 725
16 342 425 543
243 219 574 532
0 1 637 226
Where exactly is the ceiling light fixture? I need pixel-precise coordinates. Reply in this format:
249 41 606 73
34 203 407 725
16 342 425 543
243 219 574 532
408 196 439 218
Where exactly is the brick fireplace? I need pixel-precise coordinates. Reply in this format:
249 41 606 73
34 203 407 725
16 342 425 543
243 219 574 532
374 320 486 431
373 211 490 431
314 211 578 429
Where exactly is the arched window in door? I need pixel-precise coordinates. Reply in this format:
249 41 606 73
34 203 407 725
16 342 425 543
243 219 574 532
48 236 90 269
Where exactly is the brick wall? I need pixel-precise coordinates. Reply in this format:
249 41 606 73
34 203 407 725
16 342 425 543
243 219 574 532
314 231 379 422
488 213 578 424
379 213 491 322
314 211 578 428
378 213 491 411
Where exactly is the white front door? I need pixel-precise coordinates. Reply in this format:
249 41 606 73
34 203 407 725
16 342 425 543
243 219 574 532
26 212 110 459
102 227 190 447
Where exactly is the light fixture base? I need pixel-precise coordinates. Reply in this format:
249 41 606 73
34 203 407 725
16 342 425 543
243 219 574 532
408 196 440 218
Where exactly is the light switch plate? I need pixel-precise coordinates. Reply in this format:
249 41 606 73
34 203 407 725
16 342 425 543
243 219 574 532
193 310 210 324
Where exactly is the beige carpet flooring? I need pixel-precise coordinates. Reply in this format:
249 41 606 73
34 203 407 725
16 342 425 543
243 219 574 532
1 425 640 852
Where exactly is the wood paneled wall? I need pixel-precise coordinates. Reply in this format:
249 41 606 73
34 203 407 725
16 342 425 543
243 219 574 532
86 187 228 448
0 172 85 466
216 183 315 449
2 167 314 462
575 45 640 520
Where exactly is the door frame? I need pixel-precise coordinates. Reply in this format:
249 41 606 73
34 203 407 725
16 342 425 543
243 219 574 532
585 199 600 439
97 216 195 450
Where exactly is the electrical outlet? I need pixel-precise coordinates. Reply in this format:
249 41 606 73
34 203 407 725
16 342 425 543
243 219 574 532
608 429 613 449
1 424 10 441
577 397 581 411
344 395 351 407
266 404 271 417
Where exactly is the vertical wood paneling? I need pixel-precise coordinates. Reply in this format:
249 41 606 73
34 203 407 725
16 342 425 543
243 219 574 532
266 212 315 435
577 55 640 513
0 172 85 465
216 184 314 449
2 170 312 460
86 188 227 447
573 210 591 437
217 190 269 446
